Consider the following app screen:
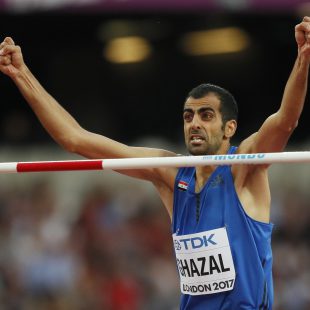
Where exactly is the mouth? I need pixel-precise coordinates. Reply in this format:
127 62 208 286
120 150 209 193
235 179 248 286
189 135 205 145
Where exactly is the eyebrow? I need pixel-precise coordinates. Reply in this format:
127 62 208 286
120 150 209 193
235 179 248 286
183 107 215 114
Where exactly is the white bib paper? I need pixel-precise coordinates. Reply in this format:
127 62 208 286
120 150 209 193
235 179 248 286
173 227 235 295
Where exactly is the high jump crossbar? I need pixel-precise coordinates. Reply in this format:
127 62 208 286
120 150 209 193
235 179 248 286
0 151 310 173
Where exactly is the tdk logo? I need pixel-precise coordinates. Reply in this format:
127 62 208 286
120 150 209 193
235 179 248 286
174 240 182 251
177 234 217 251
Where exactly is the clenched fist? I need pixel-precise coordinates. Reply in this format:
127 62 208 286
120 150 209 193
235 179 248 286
0 37 26 78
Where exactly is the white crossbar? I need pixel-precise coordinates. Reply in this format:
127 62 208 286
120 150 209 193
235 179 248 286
0 151 309 173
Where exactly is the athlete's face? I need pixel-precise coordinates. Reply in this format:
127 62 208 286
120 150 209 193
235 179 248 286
183 94 225 156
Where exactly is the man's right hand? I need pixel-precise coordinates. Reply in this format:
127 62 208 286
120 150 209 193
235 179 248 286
0 37 26 78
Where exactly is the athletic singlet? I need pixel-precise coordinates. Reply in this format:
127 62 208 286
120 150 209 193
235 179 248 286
172 146 274 309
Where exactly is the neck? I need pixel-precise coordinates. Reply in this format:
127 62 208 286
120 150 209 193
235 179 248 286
195 143 231 192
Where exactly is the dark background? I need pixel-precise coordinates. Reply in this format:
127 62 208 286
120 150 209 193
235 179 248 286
0 12 308 149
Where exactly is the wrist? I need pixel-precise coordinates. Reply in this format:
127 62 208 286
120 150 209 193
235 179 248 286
296 53 310 70
11 64 30 82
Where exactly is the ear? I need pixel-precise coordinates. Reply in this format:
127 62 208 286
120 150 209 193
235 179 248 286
224 120 237 138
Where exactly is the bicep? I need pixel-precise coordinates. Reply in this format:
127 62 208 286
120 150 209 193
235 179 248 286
69 128 178 184
247 113 296 154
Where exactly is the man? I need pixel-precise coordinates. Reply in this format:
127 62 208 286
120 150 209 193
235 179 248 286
0 16 309 309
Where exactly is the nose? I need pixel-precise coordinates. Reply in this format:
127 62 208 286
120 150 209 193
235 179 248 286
191 113 201 130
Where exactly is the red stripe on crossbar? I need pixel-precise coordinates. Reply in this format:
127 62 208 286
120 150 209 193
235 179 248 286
17 160 103 172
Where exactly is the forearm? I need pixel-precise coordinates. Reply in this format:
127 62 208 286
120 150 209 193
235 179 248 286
11 65 82 149
10 66 176 160
278 54 310 129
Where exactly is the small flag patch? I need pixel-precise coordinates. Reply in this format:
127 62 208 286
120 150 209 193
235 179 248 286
178 180 188 191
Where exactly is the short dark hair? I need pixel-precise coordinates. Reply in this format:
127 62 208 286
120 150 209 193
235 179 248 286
187 83 238 124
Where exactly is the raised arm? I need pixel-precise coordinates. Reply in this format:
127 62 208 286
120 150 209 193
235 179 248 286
241 17 310 154
0 37 177 185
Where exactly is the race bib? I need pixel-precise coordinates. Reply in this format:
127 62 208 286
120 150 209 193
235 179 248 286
173 227 235 295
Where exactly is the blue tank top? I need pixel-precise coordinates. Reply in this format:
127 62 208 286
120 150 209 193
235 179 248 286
172 146 274 309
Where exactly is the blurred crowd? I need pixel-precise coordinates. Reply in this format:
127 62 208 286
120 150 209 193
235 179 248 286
0 160 309 310
271 186 310 309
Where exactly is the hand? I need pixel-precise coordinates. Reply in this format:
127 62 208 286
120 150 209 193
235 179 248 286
295 16 310 60
0 37 26 78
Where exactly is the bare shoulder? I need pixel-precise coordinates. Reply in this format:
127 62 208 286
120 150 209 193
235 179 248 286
151 148 179 188
120 146 179 188
235 133 257 154
233 132 269 181
143 148 179 219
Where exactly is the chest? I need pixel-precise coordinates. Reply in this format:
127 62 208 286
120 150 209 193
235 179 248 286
175 168 231 233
